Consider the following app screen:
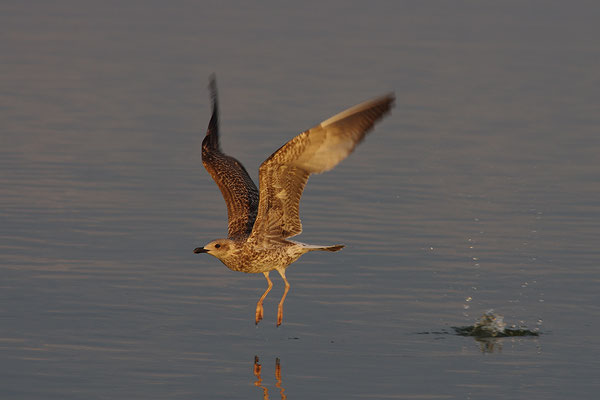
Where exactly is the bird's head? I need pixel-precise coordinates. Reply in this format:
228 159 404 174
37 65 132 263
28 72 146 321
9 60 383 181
194 238 237 261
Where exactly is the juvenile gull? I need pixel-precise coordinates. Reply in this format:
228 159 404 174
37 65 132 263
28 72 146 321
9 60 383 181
194 76 394 326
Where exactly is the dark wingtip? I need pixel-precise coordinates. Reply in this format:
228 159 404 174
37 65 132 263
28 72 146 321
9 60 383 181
204 74 220 150
378 92 396 115
208 74 218 105
387 92 396 108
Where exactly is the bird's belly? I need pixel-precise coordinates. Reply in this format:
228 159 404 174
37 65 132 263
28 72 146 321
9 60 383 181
226 244 303 274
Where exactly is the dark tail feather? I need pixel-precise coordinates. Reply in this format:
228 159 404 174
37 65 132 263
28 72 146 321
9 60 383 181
321 244 345 252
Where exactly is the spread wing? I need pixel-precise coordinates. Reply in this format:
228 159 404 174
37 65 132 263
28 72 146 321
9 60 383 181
249 93 395 241
202 75 259 239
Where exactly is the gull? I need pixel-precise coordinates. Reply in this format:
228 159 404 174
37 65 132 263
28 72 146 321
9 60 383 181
194 76 394 326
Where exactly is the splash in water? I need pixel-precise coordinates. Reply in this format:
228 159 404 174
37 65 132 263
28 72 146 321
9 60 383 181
454 310 539 338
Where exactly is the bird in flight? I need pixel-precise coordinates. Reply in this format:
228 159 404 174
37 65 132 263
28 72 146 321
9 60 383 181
194 75 394 326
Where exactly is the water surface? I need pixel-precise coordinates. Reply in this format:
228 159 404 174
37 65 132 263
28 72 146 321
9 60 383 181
2 1 599 399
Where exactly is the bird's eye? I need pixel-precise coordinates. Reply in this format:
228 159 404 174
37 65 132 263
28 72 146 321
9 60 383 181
215 244 221 249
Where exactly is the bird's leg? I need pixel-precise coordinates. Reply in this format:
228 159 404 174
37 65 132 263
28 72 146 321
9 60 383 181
256 272 273 325
276 268 290 327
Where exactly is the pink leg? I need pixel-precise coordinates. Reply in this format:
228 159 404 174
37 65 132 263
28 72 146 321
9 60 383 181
276 269 290 327
255 272 272 325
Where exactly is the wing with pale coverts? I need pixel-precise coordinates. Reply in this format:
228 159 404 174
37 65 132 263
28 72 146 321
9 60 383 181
250 93 395 241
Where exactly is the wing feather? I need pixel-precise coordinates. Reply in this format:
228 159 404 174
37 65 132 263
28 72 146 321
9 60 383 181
250 94 395 241
202 75 259 239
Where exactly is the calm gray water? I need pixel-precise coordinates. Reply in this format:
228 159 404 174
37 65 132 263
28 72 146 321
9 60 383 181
2 1 599 399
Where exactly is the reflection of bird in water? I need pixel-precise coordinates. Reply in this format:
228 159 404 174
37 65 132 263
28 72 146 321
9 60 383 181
194 75 394 325
254 356 286 400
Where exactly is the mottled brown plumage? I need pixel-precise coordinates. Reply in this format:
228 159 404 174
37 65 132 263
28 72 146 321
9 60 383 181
195 75 394 325
201 76 259 239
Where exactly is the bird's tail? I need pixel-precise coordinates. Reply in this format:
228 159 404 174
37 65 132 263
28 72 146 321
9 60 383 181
302 244 345 252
